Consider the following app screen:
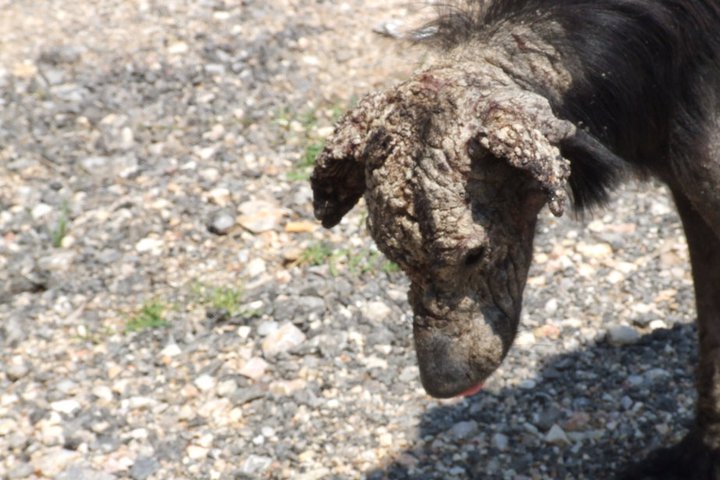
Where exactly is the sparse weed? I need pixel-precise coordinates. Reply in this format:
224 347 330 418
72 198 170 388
297 242 401 277
193 283 244 316
298 242 335 267
300 110 319 129
125 301 168 333
191 282 260 321
381 260 401 274
51 201 70 248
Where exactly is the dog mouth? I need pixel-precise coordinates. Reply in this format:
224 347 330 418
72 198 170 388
412 307 508 398
458 383 485 397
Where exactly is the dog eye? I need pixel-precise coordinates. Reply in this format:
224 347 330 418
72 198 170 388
464 247 486 266
467 138 485 160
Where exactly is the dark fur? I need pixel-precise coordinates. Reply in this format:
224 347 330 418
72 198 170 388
420 0 720 209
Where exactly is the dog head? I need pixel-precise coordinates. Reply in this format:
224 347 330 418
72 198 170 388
311 66 575 397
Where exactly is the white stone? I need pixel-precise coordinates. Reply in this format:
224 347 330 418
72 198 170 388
257 321 279 337
544 298 559 315
126 396 158 409
217 379 238 397
268 379 307 396
545 424 570 444
33 448 80 476
515 331 536 347
649 320 668 330
194 374 216 392
32 203 53 219
237 325 252 339
7 356 30 381
208 187 231 205
363 356 388 370
187 445 209 460
262 323 306 357
247 258 266 277
135 236 163 254
92 385 114 402
606 270 625 284
168 42 189 54
197 433 214 448
160 342 182 357
362 301 393 323
239 357 269 380
50 399 81 415
0 418 17 436
241 455 272 475
576 242 613 259
238 200 285 233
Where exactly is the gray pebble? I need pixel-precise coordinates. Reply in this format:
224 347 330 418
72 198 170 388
207 210 236 235
492 432 510 451
534 405 563 432
295 296 326 316
1 315 27 347
7 359 30 381
130 456 161 480
644 368 671 382
606 325 641 346
448 420 479 440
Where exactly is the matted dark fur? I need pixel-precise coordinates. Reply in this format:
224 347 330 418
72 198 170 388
311 1 720 478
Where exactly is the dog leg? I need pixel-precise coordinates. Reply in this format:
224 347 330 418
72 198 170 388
621 190 720 480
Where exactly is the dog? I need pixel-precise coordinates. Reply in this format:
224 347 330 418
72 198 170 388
311 1 720 477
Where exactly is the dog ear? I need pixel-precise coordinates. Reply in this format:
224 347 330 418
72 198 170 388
310 94 384 228
476 90 575 216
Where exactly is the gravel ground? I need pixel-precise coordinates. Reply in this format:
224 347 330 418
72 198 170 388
0 1 699 479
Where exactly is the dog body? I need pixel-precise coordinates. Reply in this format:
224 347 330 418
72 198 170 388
311 1 720 477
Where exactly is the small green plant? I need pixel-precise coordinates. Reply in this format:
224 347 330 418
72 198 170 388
51 202 70 248
381 260 401 274
298 242 335 266
198 284 244 316
300 110 319 129
296 243 401 277
191 282 260 322
288 141 324 181
125 301 168 333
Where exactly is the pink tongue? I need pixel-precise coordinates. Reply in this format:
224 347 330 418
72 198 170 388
458 383 484 397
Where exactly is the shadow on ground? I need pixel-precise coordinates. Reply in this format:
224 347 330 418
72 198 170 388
367 324 697 480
